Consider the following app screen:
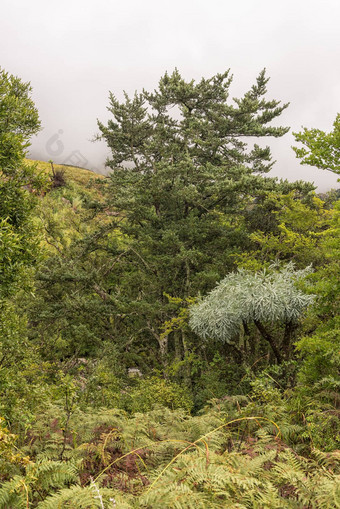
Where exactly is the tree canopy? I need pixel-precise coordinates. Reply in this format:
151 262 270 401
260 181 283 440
0 69 43 299
189 264 314 363
96 68 312 363
293 113 340 176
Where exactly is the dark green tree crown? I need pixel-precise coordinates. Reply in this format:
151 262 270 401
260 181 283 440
98 68 289 175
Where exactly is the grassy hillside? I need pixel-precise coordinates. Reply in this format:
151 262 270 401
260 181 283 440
28 158 105 186
25 159 108 256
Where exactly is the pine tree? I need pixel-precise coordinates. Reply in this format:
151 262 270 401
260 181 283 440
97 69 310 364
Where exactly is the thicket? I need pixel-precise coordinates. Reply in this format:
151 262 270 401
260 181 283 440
0 67 339 508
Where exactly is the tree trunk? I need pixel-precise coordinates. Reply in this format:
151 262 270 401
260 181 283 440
254 320 282 364
159 334 168 364
181 331 192 390
174 331 181 361
147 321 168 373
281 320 296 359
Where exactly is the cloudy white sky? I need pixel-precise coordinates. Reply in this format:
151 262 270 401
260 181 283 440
1 0 339 189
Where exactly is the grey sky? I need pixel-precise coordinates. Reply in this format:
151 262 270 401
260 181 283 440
1 0 339 190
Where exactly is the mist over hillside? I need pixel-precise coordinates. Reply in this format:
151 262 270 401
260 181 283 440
1 0 338 190
27 121 339 191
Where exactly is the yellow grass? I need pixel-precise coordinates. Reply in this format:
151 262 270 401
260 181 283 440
26 158 106 187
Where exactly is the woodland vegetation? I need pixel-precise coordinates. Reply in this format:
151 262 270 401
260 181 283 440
0 67 339 508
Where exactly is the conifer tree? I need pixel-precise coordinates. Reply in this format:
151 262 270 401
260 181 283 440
97 69 311 363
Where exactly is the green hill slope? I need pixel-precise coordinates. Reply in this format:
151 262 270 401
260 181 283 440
28 158 105 187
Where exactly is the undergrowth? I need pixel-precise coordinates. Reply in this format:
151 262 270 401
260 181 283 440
1 385 339 508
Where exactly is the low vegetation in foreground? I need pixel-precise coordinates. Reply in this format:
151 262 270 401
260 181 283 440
0 67 339 507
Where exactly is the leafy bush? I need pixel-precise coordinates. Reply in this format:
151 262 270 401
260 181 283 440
122 377 193 413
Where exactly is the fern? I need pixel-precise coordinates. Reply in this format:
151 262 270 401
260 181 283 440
2 397 339 508
0 460 77 509
0 476 28 509
36 484 118 509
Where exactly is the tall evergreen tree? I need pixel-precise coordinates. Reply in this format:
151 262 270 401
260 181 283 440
96 69 311 364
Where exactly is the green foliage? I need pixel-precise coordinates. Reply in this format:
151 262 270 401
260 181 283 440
0 460 78 509
1 401 339 508
1 66 339 508
95 67 310 367
294 200 340 390
140 447 340 509
0 417 30 480
99 68 290 173
0 69 52 440
296 322 340 387
122 376 193 413
239 191 332 269
191 353 248 409
291 200 340 450
311 201 340 318
190 263 314 363
190 263 314 341
0 69 45 299
37 483 124 509
293 113 340 175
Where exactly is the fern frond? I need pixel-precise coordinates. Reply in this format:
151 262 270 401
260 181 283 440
0 476 28 509
37 484 127 509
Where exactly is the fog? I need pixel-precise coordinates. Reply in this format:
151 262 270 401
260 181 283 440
1 0 339 190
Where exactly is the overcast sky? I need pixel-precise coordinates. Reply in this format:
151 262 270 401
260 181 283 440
1 0 339 190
